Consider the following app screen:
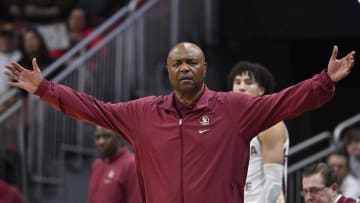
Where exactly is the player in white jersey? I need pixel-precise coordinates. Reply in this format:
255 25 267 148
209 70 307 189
228 61 289 203
245 128 289 203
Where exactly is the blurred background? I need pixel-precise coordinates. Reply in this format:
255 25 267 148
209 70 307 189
0 0 359 202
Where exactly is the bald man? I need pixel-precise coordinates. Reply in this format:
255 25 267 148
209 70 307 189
88 126 140 203
4 42 355 203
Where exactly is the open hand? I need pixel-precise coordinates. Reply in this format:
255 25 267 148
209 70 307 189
4 58 43 93
327 45 356 82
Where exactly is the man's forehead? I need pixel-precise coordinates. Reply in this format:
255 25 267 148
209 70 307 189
303 173 324 187
168 43 204 60
329 154 346 162
175 42 201 50
171 48 201 56
170 54 200 61
95 126 114 135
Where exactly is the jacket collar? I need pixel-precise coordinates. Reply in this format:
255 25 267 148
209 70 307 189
103 147 128 164
158 86 215 112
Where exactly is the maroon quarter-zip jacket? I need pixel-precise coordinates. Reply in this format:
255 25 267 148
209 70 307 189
35 70 335 203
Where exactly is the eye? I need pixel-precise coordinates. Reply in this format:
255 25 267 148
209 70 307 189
187 60 198 66
172 61 181 68
103 133 113 139
95 135 101 141
233 80 241 85
244 79 254 85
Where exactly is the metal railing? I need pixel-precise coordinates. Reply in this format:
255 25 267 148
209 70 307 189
333 113 360 144
286 113 360 203
287 131 336 203
0 0 217 201
29 1 159 200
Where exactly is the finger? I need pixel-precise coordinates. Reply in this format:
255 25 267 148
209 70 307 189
32 58 40 72
346 54 355 66
330 45 338 61
350 59 355 68
4 64 16 73
10 61 27 72
13 63 22 73
346 51 356 60
4 71 18 80
12 68 20 76
8 81 21 88
4 64 13 73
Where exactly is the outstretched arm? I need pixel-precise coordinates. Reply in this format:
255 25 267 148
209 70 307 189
3 58 139 146
327 45 355 82
229 46 356 140
4 58 43 93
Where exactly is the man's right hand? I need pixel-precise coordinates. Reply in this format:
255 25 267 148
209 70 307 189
4 58 43 94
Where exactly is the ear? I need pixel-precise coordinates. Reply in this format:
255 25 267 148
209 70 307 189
203 62 208 75
330 183 338 193
258 87 265 96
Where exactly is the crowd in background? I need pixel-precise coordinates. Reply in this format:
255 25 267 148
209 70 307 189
0 1 131 202
0 0 129 102
297 127 360 202
1 1 360 203
325 128 360 200
301 128 360 203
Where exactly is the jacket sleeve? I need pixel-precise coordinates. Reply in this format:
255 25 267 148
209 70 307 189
228 70 336 141
34 80 141 146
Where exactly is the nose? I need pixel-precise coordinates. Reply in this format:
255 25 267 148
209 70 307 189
304 193 314 203
97 137 105 145
179 62 190 72
238 82 247 92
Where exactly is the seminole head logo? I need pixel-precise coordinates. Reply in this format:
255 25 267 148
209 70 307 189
199 115 210 126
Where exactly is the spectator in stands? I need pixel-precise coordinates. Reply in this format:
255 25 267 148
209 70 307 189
50 7 101 59
89 125 140 203
342 127 360 181
3 43 356 203
302 162 360 203
0 179 25 203
227 61 289 203
0 25 21 96
17 28 60 137
18 28 53 74
327 149 360 199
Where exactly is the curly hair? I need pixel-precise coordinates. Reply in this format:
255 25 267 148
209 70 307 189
227 61 276 95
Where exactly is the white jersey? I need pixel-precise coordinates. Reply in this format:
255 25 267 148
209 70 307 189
244 129 289 203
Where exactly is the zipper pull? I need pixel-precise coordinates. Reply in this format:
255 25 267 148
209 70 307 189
178 118 183 126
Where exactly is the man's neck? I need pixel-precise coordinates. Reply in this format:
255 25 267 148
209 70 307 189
102 147 120 164
175 85 204 105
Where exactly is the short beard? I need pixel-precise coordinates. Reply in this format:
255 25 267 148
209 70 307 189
175 83 204 104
